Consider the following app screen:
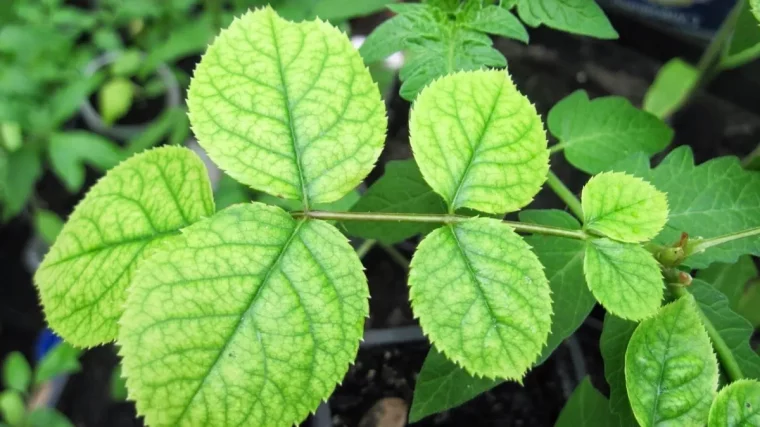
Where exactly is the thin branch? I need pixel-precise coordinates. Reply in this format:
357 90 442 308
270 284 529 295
292 210 589 240
688 227 760 255
545 171 584 219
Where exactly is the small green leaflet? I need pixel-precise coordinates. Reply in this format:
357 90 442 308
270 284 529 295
617 147 760 268
581 172 669 243
410 69 549 215
119 203 368 427
2 352 31 393
520 210 594 363
548 90 673 174
343 159 446 244
555 377 618 426
696 256 758 311
625 295 719 427
643 58 698 119
408 348 499 423
48 131 123 192
584 238 663 321
515 0 618 39
409 217 551 380
600 314 638 422
35 147 215 347
188 7 386 206
688 280 760 380
359 2 525 100
722 0 760 69
708 379 760 426
99 77 134 126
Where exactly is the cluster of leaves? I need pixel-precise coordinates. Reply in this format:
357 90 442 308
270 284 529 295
29 4 760 427
360 0 615 99
0 344 81 427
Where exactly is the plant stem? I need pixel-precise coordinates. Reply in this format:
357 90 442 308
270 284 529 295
688 227 760 255
292 210 588 240
545 171 584 219
671 286 745 382
355 239 376 259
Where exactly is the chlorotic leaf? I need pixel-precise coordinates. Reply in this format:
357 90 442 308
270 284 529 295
581 172 669 243
625 296 719 427
409 348 499 423
408 217 552 379
617 147 760 268
35 147 215 347
584 238 663 321
516 0 617 39
548 90 673 174
600 313 638 421
696 256 758 311
119 203 368 427
188 7 386 205
520 210 594 362
343 159 446 244
555 377 618 426
409 69 549 214
643 58 698 119
708 379 760 426
688 280 760 380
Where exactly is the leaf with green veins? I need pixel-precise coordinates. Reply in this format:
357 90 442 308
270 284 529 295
344 159 446 244
99 77 134 126
410 69 548 214
48 131 123 192
409 217 552 379
520 209 594 363
463 5 528 43
688 280 760 381
696 256 757 311
643 58 698 119
709 379 760 426
584 238 663 321
581 172 669 243
555 377 618 426
409 348 499 423
34 147 215 347
515 0 617 39
600 313 638 421
188 7 386 206
119 203 368 427
547 90 673 174
616 147 760 268
625 295 719 427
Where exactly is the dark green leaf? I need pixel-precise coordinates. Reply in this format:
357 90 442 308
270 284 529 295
344 159 446 244
600 313 638 421
723 0 760 69
33 343 81 385
688 279 760 380
555 377 617 426
409 349 499 423
50 72 104 130
34 209 64 245
516 0 617 39
48 131 123 193
3 148 41 220
464 5 528 43
26 408 74 427
214 174 251 211
696 256 757 311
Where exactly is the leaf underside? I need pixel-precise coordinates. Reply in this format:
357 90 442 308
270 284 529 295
584 238 663 321
625 296 719 427
409 217 552 380
119 203 368 427
708 379 760 427
581 171 669 243
35 147 214 347
409 69 549 214
188 6 386 205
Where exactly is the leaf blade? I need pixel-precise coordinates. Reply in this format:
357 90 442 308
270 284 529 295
516 0 617 39
708 379 760 426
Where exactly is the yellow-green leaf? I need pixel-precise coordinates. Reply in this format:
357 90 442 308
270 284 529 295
708 379 760 426
188 7 386 206
409 69 548 214
584 238 663 320
582 172 669 243
625 296 719 427
408 218 552 379
119 203 368 427
35 147 215 347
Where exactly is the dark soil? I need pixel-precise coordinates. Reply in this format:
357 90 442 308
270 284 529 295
2 7 760 427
